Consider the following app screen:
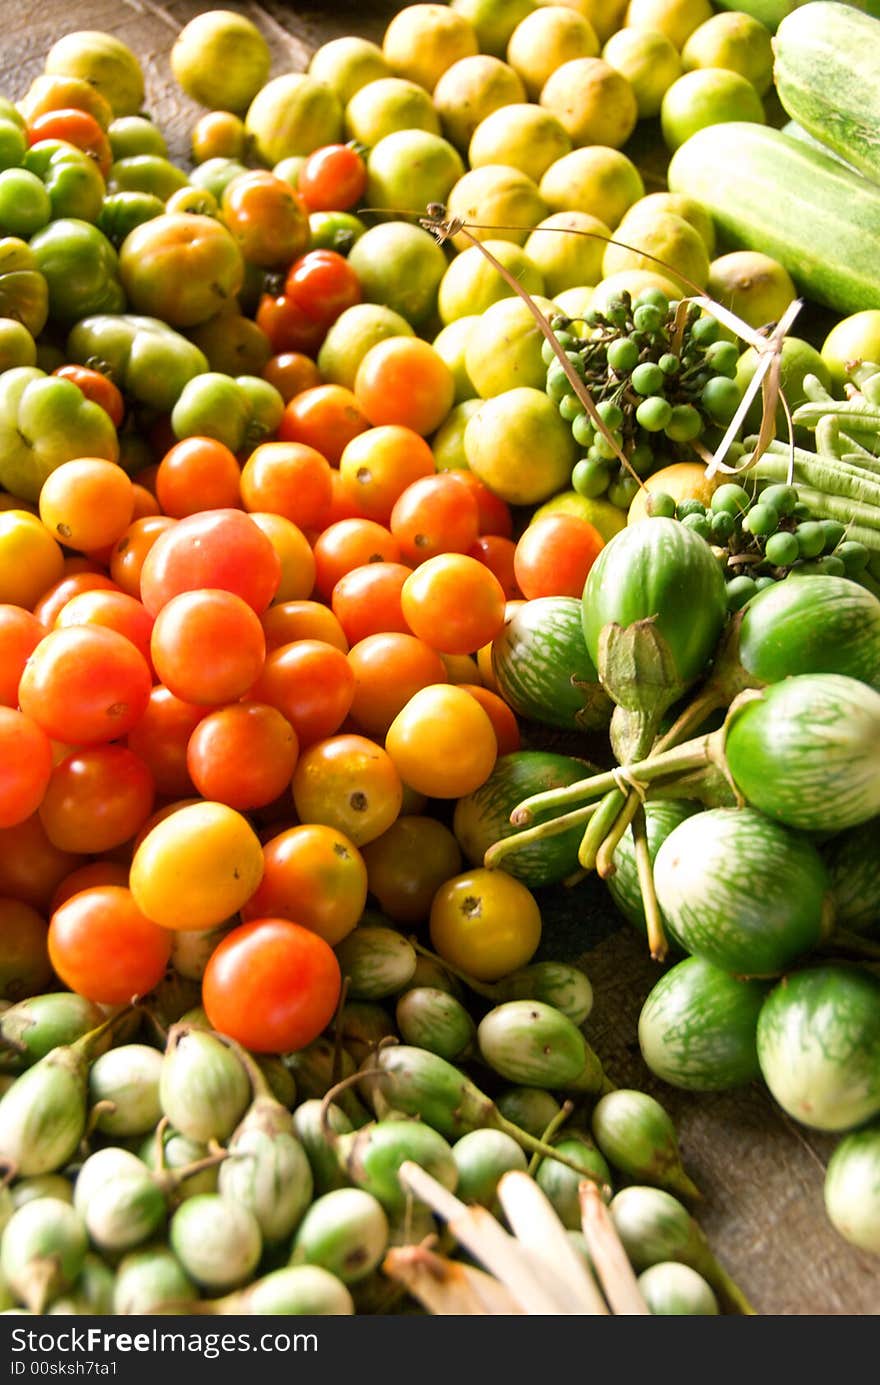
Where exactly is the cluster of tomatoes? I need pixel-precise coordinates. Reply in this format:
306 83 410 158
0 124 609 1055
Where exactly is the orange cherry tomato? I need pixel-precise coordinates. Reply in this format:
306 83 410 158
429 869 542 983
449 470 514 538
126 685 206 798
38 458 135 554
347 631 447 739
360 815 463 926
155 436 242 517
385 684 497 799
51 859 131 913
221 170 311 268
28 107 113 176
54 588 155 670
248 512 316 604
202 917 341 1054
248 639 354 748
18 625 152 746
130 800 264 933
390 472 480 565
0 813 83 911
261 600 349 654
354 337 455 436
240 440 332 532
0 606 43 706
191 110 247 162
242 822 367 945
52 365 125 427
312 518 403 602
109 515 177 600
330 561 412 645
325 468 363 525
337 425 435 524
255 291 326 357
48 885 172 1004
513 513 605 600
0 706 53 829
0 509 65 612
186 702 299 811
457 683 521 756
38 744 155 855
262 351 322 403
150 588 266 705
469 534 522 601
401 553 507 655
291 732 403 847
277 384 370 465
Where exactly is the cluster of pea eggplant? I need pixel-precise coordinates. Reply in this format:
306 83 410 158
0 926 749 1316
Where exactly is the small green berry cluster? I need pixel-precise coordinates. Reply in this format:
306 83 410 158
542 287 743 511
645 481 871 610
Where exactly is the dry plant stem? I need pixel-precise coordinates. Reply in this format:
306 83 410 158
579 1181 650 1316
631 804 668 963
420 209 643 486
496 1170 609 1315
526 1099 574 1177
382 1244 522 1315
398 1161 573 1314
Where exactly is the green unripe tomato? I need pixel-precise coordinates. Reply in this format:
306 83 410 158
0 169 51 239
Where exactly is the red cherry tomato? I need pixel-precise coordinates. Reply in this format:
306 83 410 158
284 250 362 332
48 885 172 1006
296 143 367 212
202 917 342 1053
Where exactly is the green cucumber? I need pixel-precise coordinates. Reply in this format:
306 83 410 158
756 964 880 1131
653 807 832 977
452 750 597 887
491 596 612 733
638 957 770 1091
780 120 859 174
774 3 880 185
668 123 880 314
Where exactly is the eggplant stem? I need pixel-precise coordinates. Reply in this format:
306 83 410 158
578 789 627 871
526 1099 574 1178
595 791 642 880
632 805 668 964
483 799 600 868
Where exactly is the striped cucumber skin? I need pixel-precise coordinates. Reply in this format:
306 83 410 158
491 596 611 732
725 674 880 833
452 750 596 886
667 123 880 314
774 3 880 184
757 964 880 1131
714 0 880 28
606 801 699 937
653 807 831 976
638 957 770 1091
738 576 880 692
823 816 880 935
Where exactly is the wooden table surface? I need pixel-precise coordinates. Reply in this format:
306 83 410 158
2 0 878 1316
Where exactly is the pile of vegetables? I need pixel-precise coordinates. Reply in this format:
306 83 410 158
0 945 756 1316
0 0 878 1316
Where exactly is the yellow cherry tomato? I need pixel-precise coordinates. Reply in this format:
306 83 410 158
429 867 542 981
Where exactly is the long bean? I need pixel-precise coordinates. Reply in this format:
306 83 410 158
749 451 880 511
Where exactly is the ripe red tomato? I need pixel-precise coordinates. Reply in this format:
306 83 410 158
284 250 361 332
186 702 299 810
48 885 173 1005
513 514 604 599
138 508 281 616
297 143 367 212
38 745 156 855
202 917 342 1053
